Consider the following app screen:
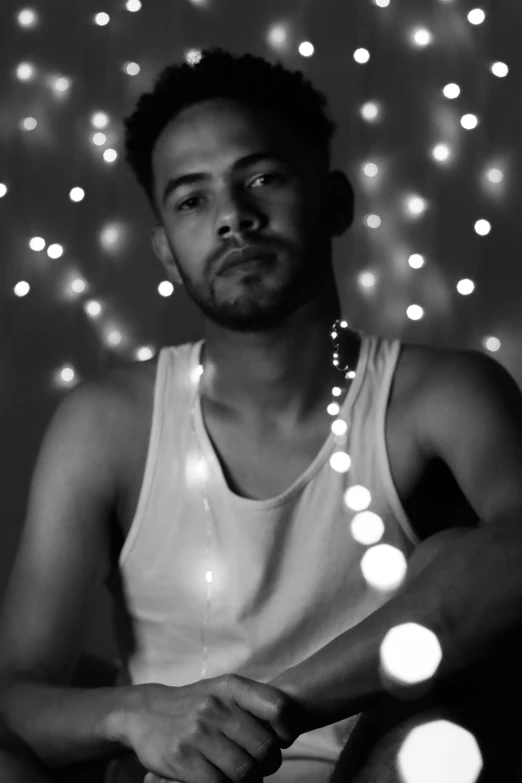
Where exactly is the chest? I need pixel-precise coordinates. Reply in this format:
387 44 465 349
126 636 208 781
112 343 478 549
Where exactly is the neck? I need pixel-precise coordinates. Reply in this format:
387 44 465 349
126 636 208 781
200 275 349 430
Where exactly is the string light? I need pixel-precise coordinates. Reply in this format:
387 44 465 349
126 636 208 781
360 101 381 121
475 219 491 236
94 12 110 27
299 42 315 58
380 623 443 685
350 511 384 545
189 320 411 675
398 721 483 783
158 280 175 297
486 168 503 184
366 214 382 228
408 254 425 269
406 196 428 217
468 8 486 26
457 279 475 296
491 62 508 78
461 114 479 130
16 9 38 28
443 83 461 99
359 272 376 289
432 144 451 163
354 48 371 64
407 305 424 321
14 281 30 298
411 29 432 47
363 162 379 177
8 2 510 373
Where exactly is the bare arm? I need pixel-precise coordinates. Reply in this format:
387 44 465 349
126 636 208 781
270 517 522 732
0 676 134 769
271 351 522 733
0 751 57 782
0 717 59 782
0 381 135 770
0 380 302 782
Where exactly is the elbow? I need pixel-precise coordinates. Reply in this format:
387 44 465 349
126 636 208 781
0 714 55 781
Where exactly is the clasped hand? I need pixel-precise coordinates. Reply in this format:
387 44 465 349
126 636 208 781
123 672 309 783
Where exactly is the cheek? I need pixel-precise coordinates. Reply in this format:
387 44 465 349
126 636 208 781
279 198 318 238
296 191 323 231
295 206 323 244
169 224 208 262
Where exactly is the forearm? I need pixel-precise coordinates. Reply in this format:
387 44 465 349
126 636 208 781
0 675 135 770
0 715 58 781
271 516 522 733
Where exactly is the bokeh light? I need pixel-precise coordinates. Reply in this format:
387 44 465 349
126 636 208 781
360 545 408 591
380 623 443 685
350 511 385 545
398 720 482 783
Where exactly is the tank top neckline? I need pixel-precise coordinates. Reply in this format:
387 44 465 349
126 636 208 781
190 333 372 510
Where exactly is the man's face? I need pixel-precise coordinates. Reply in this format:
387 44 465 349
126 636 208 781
151 98 335 333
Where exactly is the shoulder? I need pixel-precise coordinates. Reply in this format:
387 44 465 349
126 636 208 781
67 356 159 467
394 340 468 450
392 339 448 407
396 339 515 406
412 343 518 414
89 355 159 410
407 342 522 457
96 341 198 406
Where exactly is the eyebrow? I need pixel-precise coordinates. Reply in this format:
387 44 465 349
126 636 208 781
161 151 296 207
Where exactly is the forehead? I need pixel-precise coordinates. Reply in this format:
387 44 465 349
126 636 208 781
152 98 310 181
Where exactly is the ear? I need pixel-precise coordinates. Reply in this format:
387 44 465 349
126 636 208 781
321 170 355 237
150 225 184 286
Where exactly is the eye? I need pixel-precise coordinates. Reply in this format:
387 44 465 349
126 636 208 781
250 173 284 188
177 196 201 212
176 174 285 211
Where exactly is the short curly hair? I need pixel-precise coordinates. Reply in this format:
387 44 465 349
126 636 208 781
122 47 337 219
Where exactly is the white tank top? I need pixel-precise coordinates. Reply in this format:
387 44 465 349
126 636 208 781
106 330 420 783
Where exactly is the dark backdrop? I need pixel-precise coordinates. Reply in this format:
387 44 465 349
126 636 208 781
0 0 520 663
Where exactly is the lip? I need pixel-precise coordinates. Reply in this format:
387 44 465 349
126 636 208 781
220 247 275 274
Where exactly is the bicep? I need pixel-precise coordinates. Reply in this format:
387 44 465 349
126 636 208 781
417 349 522 525
0 383 118 686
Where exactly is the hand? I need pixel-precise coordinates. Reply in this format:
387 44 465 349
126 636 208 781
125 673 301 782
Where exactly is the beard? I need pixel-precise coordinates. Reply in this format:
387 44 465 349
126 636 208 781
176 244 333 333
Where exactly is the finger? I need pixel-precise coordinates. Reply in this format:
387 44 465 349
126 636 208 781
221 705 282 776
227 675 295 746
197 729 263 783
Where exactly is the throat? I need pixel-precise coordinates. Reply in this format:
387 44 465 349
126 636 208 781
204 388 339 443
195 330 363 502
199 391 344 501
199 328 363 436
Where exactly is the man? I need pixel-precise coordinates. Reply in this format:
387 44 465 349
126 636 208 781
1 48 522 783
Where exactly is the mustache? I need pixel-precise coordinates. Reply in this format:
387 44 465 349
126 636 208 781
216 242 280 274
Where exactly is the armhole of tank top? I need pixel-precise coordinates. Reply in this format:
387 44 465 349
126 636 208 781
375 339 421 547
118 349 168 567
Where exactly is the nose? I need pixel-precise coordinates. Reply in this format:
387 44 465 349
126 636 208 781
215 190 265 239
